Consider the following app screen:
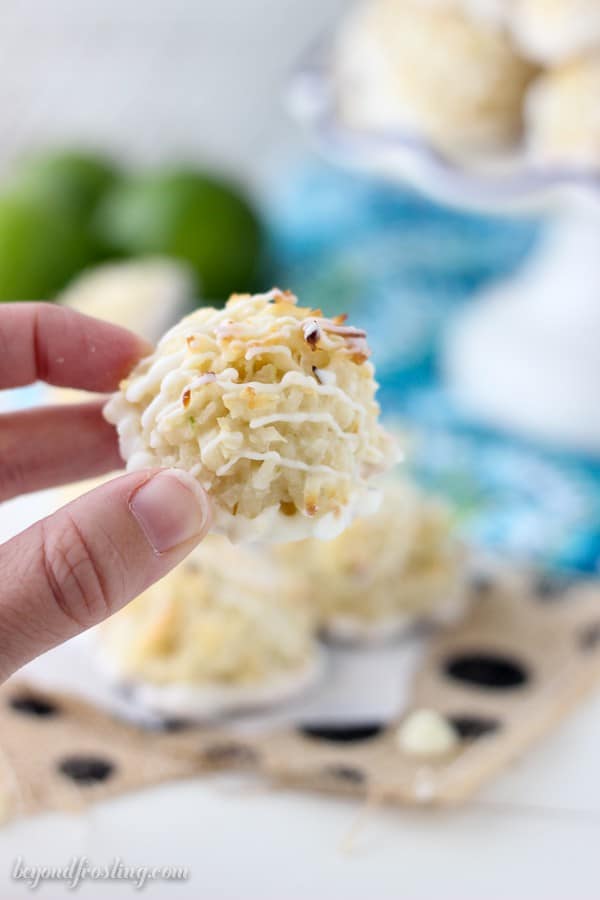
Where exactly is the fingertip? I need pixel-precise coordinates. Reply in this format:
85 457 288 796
0 467 212 678
128 468 212 555
72 309 154 390
0 301 155 392
162 469 213 537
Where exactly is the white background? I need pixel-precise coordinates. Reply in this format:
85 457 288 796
0 0 347 184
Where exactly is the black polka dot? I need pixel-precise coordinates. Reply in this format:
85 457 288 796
299 722 384 743
10 694 59 718
578 622 600 651
469 573 495 596
202 743 258 767
58 756 115 784
449 715 500 740
444 653 528 690
159 718 191 733
322 765 366 785
534 573 574 602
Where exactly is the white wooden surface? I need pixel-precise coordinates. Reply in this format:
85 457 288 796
1 704 600 900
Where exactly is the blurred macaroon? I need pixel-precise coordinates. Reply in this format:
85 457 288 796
49 257 196 410
95 535 322 720
335 0 536 154
417 0 510 26
276 478 468 642
525 57 600 168
512 0 600 65
46 258 195 543
59 257 196 343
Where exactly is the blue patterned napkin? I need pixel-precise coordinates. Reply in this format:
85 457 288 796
267 161 600 574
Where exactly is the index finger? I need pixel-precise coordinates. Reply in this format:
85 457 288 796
0 302 152 391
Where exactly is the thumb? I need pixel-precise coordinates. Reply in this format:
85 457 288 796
0 468 212 681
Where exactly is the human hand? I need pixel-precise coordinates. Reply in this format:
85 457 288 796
0 303 212 682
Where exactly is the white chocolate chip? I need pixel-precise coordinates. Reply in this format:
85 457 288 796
397 709 459 759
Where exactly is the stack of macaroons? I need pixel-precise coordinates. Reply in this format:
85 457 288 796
336 0 536 154
86 281 466 721
104 288 395 544
514 0 600 166
335 0 600 169
94 479 468 719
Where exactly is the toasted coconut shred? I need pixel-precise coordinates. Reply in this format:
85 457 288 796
104 289 395 542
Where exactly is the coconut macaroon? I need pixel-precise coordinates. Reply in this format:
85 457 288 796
104 288 394 543
95 535 322 719
417 0 510 25
462 0 510 24
525 57 600 168
511 0 600 65
277 480 467 642
335 0 536 154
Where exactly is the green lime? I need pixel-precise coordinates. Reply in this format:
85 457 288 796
95 169 264 301
16 149 121 220
0 192 97 301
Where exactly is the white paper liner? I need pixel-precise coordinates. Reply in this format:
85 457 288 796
321 578 470 644
93 644 327 722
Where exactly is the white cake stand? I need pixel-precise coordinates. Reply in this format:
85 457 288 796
288 40 600 455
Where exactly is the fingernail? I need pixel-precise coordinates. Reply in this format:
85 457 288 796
129 469 212 554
